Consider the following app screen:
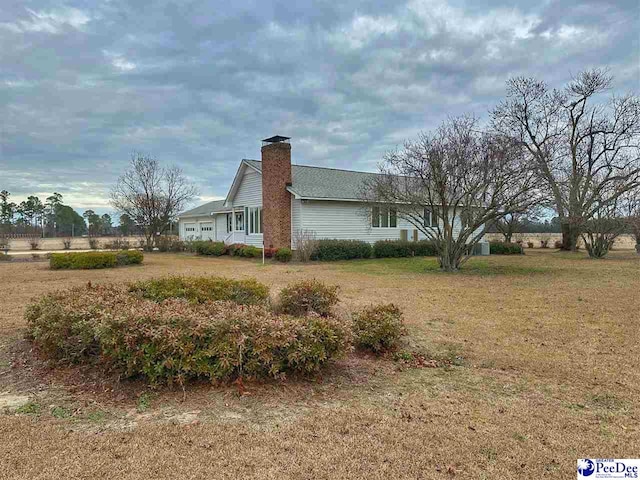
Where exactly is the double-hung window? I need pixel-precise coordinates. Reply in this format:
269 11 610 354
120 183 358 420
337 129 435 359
371 206 397 228
234 211 244 231
424 207 438 227
226 214 233 233
246 207 263 234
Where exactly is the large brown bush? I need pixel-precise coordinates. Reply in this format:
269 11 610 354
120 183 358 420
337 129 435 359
25 283 349 385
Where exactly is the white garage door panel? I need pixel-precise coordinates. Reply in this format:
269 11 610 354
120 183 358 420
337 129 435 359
200 222 214 240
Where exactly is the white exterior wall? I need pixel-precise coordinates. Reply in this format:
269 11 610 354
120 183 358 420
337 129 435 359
296 200 483 245
229 168 262 247
213 213 230 242
291 198 302 249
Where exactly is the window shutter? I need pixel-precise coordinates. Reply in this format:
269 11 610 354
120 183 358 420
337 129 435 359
244 207 249 234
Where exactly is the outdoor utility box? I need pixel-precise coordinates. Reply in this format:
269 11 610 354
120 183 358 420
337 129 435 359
474 242 490 256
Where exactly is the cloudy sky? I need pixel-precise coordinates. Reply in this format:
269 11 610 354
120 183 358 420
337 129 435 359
1 0 638 215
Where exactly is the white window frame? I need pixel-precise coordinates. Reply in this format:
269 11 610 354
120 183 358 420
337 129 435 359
424 207 438 228
247 206 262 235
234 211 244 231
226 214 233 233
371 206 397 228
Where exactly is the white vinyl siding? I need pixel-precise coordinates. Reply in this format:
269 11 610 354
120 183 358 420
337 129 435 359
297 200 481 245
291 198 302 248
228 168 263 247
298 200 427 243
233 169 262 206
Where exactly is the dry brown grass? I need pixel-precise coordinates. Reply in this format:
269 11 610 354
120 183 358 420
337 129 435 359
1 250 639 479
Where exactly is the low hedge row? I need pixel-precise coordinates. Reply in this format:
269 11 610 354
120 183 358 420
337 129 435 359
373 240 438 258
189 241 293 262
489 241 524 255
50 251 143 270
310 239 373 261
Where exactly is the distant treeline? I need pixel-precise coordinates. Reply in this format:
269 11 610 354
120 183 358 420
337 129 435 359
0 190 149 237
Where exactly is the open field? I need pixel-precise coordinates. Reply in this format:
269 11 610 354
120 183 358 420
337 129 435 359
0 251 638 479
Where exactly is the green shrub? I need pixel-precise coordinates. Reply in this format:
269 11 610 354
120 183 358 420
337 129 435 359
373 240 438 258
352 303 406 353
49 251 143 269
278 280 339 317
88 238 99 250
116 250 144 265
228 243 246 256
310 239 372 261
129 276 269 305
190 240 227 256
24 285 119 361
274 247 292 262
225 243 261 258
50 252 117 269
25 284 350 384
238 245 262 258
489 241 524 255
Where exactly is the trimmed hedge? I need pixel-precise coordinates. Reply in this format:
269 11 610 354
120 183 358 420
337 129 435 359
352 303 406 353
49 251 142 270
25 284 350 384
373 240 438 258
129 276 269 305
275 247 292 263
489 241 524 255
310 239 372 261
277 280 339 317
116 250 144 265
191 240 227 256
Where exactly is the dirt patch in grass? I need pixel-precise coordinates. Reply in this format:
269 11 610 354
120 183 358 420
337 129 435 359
1 250 639 478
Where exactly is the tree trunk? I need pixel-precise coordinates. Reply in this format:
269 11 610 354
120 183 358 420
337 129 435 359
560 223 580 251
503 232 512 243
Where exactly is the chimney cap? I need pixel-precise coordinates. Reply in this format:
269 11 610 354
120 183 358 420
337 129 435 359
262 135 290 145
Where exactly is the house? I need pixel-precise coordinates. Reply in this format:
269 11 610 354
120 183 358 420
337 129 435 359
178 135 489 253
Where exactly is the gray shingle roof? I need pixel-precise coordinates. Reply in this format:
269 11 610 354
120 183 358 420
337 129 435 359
179 199 227 218
244 159 377 200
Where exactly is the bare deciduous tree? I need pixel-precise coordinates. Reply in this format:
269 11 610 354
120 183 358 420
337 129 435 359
581 198 626 259
292 229 318 262
362 116 541 272
110 153 198 250
620 188 640 253
491 69 640 251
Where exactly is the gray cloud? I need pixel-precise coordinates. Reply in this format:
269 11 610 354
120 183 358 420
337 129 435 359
1 0 638 214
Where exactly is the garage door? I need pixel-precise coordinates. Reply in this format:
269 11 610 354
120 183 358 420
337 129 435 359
200 222 214 240
184 223 197 238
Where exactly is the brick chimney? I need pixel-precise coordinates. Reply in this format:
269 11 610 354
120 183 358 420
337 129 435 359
261 136 292 249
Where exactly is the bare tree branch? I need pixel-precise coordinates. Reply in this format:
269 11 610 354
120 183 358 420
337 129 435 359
110 153 198 250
